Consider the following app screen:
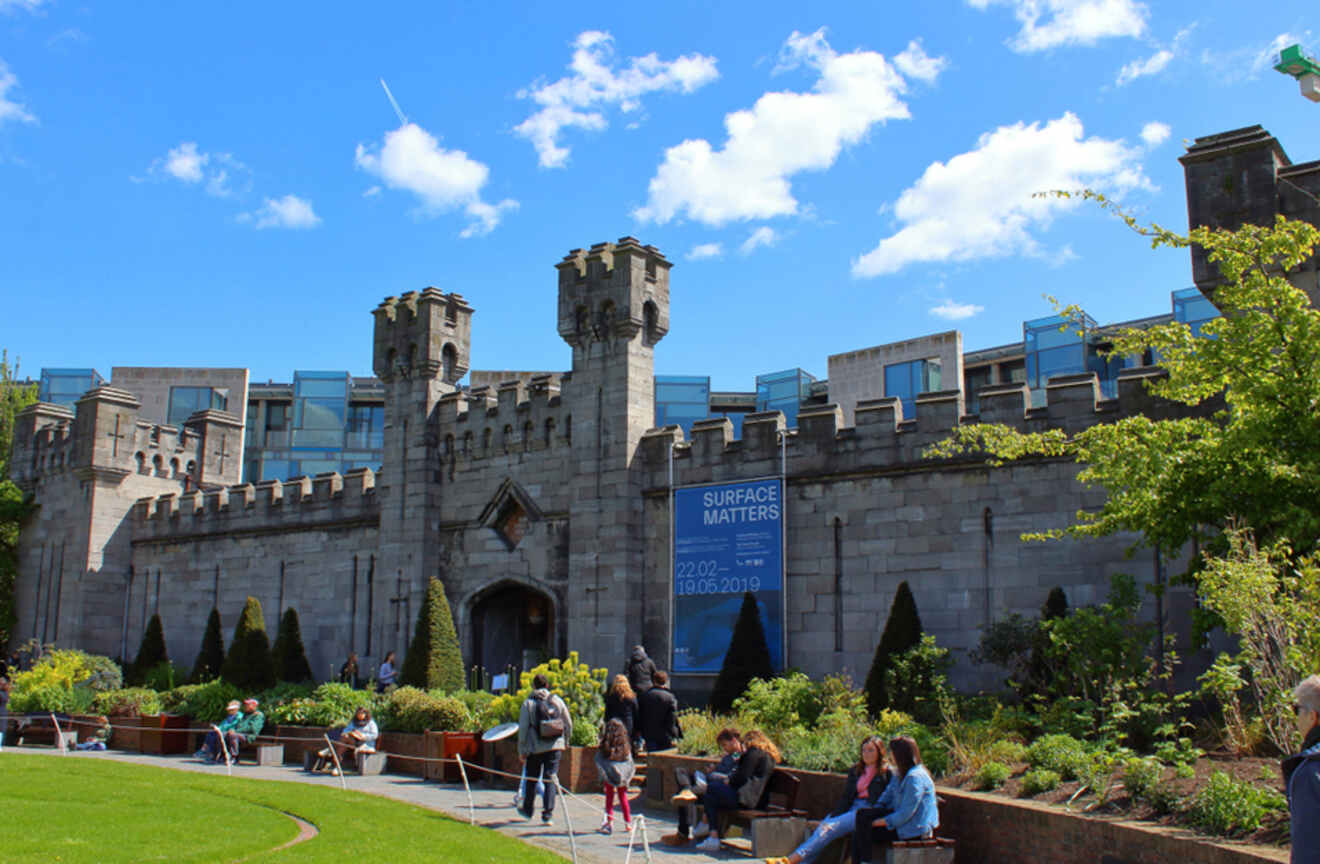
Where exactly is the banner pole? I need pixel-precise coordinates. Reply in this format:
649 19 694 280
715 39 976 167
668 440 675 671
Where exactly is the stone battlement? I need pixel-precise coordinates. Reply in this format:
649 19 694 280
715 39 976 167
433 373 578 461
132 467 379 541
641 368 1191 484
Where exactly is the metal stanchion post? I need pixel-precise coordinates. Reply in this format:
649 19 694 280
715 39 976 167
323 734 348 791
213 724 232 776
556 778 578 864
456 754 476 825
50 712 68 755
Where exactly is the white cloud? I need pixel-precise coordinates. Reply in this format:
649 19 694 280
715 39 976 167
241 194 321 230
1252 33 1308 77
516 31 719 169
930 300 985 320
852 112 1148 278
355 121 517 238
1200 31 1312 83
0 59 36 125
1116 48 1172 85
145 142 250 197
893 40 948 82
1140 121 1170 146
635 29 941 227
363 185 381 198
685 242 723 261
739 226 778 255
968 0 1147 52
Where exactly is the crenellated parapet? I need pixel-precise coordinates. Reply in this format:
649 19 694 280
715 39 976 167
641 368 1199 486
557 236 670 350
372 288 472 384
432 373 574 466
132 467 379 542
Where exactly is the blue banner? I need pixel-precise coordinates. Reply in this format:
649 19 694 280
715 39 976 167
672 478 784 674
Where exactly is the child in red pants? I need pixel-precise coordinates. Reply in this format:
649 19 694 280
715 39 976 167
593 718 636 834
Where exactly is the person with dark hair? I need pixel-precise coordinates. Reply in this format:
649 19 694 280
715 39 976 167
637 669 681 753
338 652 360 687
852 736 939 863
604 674 639 749
376 651 397 693
765 736 893 864
625 645 657 695
517 672 573 824
0 677 10 750
1284 674 1320 864
696 729 780 852
594 718 636 835
662 728 743 846
314 706 378 775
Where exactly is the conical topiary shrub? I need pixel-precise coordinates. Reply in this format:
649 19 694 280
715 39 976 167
271 607 313 683
131 613 169 685
221 595 275 691
400 577 464 692
192 608 226 683
864 581 923 717
710 591 774 713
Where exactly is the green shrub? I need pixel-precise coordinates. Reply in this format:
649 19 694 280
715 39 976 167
10 681 94 714
270 608 313 683
733 672 825 734
1020 768 1061 795
486 653 607 747
191 608 225 683
675 710 736 757
865 581 922 716
1123 756 1163 800
8 649 121 713
93 687 163 716
711 592 775 713
264 683 381 728
1026 733 1090 780
1146 781 1182 816
975 761 1012 790
452 689 497 730
255 681 316 706
168 679 242 723
987 740 1028 765
221 596 275 691
780 710 876 773
884 634 952 725
141 661 188 692
1185 771 1286 837
399 578 464 692
1077 750 1123 805
130 614 169 685
386 686 468 733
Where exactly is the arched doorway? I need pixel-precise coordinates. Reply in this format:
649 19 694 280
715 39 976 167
470 582 554 677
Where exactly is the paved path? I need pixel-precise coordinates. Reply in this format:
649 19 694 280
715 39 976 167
9 746 727 864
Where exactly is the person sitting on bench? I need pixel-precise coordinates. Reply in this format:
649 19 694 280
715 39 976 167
661 727 744 846
224 698 265 760
765 735 894 864
314 706 379 775
695 729 779 852
852 736 938 864
196 700 242 761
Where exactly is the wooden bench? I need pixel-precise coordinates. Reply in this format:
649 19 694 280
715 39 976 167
234 735 284 766
816 834 956 864
717 770 809 857
301 741 386 775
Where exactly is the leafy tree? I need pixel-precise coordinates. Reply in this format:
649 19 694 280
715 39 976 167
221 595 275 691
864 581 922 716
271 607 313 683
191 608 225 682
711 591 774 713
400 578 464 691
927 202 1320 565
0 350 37 653
130 613 169 685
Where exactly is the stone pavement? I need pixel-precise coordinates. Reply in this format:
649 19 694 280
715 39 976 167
8 746 731 864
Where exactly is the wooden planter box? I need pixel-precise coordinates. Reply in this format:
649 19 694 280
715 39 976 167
643 750 847 819
107 713 142 752
139 714 190 755
274 724 330 766
425 730 483 783
377 731 426 777
477 737 599 794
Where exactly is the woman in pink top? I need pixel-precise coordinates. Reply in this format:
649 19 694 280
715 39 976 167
764 735 893 864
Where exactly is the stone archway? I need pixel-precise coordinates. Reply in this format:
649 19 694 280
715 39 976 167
469 580 555 677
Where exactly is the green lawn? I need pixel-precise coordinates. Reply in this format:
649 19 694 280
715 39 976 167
0 753 568 863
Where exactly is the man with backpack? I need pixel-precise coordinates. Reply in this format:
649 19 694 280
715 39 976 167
517 673 574 824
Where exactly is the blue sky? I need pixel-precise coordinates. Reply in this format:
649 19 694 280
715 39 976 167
1 1 1315 391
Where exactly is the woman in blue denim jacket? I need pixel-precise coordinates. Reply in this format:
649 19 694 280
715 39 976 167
852 736 938 863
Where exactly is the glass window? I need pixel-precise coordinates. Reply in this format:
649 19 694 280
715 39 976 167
883 359 939 418
756 368 816 428
347 403 384 449
964 366 993 414
264 402 292 447
39 368 105 405
167 386 225 426
261 458 295 481
1024 314 1094 405
1172 287 1220 338
654 375 710 438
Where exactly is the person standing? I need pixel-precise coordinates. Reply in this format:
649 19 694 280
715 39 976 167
376 651 397 693
638 669 681 753
517 673 573 825
0 677 9 751
1284 675 1320 864
338 652 360 687
625 645 657 695
593 718 636 835
604 675 639 750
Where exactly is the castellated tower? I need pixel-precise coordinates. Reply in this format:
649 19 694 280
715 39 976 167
556 237 671 666
371 288 472 659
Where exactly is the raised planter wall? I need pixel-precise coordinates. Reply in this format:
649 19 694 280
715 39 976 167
482 736 600 793
643 751 1288 864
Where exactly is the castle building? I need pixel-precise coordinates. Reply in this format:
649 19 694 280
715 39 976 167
8 126 1318 695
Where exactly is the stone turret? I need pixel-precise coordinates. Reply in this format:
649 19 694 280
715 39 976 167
372 289 473 385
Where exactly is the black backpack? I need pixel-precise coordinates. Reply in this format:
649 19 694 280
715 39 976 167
533 693 565 739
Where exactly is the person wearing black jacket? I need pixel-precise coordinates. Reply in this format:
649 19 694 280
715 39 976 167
637 669 681 752
696 730 780 852
661 727 743 846
625 645 657 695
604 675 639 746
1284 675 1320 864
765 736 893 864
